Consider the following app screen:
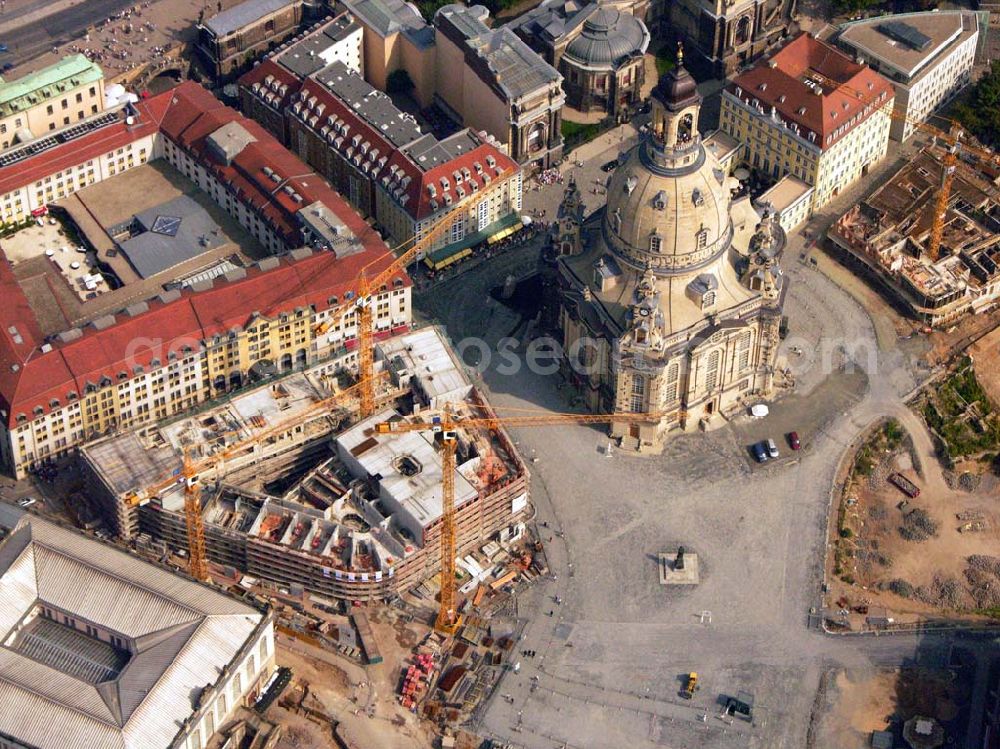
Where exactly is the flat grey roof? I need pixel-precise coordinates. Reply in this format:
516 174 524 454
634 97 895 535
278 15 362 78
837 10 977 80
314 61 424 149
338 0 434 47
436 5 561 100
405 129 481 170
0 506 264 749
204 0 297 37
119 195 226 279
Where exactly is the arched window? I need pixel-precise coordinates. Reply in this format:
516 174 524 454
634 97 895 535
677 113 694 143
735 16 752 45
738 331 752 371
630 375 646 412
705 350 721 391
664 362 679 402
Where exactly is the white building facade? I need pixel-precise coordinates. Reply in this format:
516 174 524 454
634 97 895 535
836 11 980 142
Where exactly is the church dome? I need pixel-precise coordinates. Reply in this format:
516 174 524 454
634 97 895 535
563 7 649 68
603 137 732 275
651 63 700 113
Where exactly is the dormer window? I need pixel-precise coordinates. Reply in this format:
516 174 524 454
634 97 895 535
702 290 716 309
692 189 704 207
696 228 708 249
653 190 667 211
650 234 662 253
33 406 43 417
625 176 638 195
612 208 622 234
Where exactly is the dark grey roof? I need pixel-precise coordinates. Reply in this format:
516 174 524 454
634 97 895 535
404 129 482 170
338 0 434 47
562 6 649 68
276 14 362 78
204 0 296 38
118 195 226 279
435 5 561 100
313 61 424 149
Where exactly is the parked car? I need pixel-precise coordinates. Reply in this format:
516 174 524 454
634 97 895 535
601 159 619 172
17 497 36 508
0 44 8 53
766 438 779 459
752 442 768 463
787 431 801 450
2 63 13 73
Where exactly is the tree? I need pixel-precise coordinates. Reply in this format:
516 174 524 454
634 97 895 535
952 62 1000 150
386 69 415 96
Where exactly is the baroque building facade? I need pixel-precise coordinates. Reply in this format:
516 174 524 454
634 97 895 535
665 0 797 77
551 53 786 451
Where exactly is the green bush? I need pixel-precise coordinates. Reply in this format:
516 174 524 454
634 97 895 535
839 527 853 539
888 579 914 598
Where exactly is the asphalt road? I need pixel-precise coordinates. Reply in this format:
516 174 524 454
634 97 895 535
410 120 995 747
0 0 138 67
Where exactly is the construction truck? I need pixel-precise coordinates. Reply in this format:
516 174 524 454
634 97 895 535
682 672 699 699
888 473 920 499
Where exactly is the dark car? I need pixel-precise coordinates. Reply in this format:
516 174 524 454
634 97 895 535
787 431 801 450
752 442 768 463
601 159 619 172
2 63 12 73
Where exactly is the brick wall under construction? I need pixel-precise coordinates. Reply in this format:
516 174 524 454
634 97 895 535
139 468 529 602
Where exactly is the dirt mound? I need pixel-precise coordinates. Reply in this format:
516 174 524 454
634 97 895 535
964 555 1000 609
914 575 974 610
899 509 939 542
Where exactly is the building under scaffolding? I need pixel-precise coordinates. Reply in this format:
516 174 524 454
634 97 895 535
829 146 1000 327
82 328 530 601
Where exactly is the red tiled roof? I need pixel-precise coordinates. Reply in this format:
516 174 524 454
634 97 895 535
392 142 519 221
0 98 165 198
728 33 894 150
238 59 303 110
290 78 518 221
0 248 408 427
160 81 360 245
0 81 411 429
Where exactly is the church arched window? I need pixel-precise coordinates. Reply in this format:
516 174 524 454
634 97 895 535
705 350 720 391
664 362 679 402
630 374 646 412
696 228 708 249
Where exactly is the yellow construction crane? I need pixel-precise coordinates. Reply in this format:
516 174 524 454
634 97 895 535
375 407 662 634
127 168 517 578
125 376 390 578
804 70 998 260
319 168 517 418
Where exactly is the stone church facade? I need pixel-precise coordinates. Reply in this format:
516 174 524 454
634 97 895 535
663 0 797 78
549 52 787 451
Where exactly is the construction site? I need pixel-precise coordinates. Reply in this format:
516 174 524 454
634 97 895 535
80 327 533 604
828 144 1000 328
